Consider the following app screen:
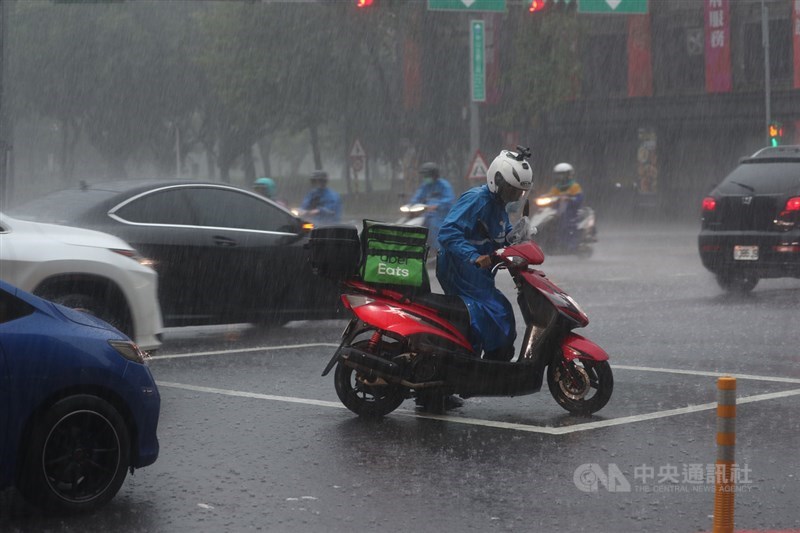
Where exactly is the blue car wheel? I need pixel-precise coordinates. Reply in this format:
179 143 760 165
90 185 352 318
19 394 131 513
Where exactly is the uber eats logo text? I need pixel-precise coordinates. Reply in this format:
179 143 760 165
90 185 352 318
377 255 410 278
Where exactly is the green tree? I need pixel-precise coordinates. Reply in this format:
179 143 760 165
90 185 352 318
492 11 582 136
12 2 98 183
12 1 202 181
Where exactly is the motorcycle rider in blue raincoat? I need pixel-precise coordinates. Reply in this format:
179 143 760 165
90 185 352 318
408 162 455 253
300 170 342 226
436 148 533 362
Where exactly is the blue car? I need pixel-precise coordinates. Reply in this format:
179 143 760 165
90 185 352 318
0 280 160 513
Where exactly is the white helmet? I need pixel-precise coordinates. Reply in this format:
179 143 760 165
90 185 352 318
486 148 533 201
553 162 574 174
553 162 575 190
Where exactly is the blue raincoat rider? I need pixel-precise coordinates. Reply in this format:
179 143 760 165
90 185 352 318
436 148 533 361
300 170 342 226
408 162 454 252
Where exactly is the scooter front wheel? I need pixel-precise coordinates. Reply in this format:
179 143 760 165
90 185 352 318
547 359 613 415
333 344 406 417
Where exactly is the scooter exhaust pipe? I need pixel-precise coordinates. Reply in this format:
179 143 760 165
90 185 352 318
340 346 403 378
340 346 445 389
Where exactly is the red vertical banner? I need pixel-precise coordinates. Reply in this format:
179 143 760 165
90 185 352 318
403 37 421 111
794 0 800 89
705 0 732 93
627 14 653 97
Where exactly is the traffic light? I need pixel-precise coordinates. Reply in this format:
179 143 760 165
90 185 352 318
768 121 784 147
527 0 574 13
528 0 547 12
356 0 373 7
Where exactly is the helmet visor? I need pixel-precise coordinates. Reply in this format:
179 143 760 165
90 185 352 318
496 175 526 204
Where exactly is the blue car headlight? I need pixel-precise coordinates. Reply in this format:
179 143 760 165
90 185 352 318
109 340 150 365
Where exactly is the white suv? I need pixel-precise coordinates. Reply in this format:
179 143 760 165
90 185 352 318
0 212 163 351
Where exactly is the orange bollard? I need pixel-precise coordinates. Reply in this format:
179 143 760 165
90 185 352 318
712 376 736 533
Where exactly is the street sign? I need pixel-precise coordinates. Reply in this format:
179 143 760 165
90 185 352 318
427 0 505 12
578 0 647 14
471 20 485 103
350 139 365 159
350 139 366 172
466 150 489 181
349 139 366 193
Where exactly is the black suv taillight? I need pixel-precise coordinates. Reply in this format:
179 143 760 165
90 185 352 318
774 196 800 230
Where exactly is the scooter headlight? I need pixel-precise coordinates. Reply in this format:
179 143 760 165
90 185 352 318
563 294 587 319
401 203 427 214
535 197 555 207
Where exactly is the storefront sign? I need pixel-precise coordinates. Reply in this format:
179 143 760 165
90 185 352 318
627 14 653 97
704 0 731 93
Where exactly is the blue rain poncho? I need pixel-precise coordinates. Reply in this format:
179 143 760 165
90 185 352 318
435 184 515 356
300 186 342 226
409 178 455 249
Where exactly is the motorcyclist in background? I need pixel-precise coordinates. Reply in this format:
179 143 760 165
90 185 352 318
546 163 584 253
436 148 533 364
408 162 455 254
254 177 277 199
300 170 342 227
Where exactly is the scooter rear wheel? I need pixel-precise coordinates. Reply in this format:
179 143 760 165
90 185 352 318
333 342 406 417
547 359 613 415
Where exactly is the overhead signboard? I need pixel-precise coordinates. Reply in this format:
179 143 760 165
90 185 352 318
578 0 647 14
427 0 506 12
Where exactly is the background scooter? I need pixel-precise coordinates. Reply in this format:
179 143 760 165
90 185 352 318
396 203 428 227
529 195 597 259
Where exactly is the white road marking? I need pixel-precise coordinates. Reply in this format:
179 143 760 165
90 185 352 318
153 344 800 434
152 346 800 385
613 364 800 385
157 381 800 436
159 381 345 409
407 389 800 434
149 342 340 360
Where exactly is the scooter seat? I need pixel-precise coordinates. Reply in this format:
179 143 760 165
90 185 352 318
411 292 471 340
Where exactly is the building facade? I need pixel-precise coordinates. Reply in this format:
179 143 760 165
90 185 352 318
537 0 799 218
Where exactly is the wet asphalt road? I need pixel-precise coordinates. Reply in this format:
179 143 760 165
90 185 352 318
2 221 799 532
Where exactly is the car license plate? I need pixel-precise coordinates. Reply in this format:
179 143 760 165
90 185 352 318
733 245 759 261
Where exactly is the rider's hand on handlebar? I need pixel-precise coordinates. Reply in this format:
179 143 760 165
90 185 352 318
475 255 493 269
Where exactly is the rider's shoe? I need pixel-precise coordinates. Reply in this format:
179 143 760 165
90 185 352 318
415 394 464 413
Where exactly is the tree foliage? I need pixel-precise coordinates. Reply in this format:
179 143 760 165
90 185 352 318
8 1 584 185
493 11 582 134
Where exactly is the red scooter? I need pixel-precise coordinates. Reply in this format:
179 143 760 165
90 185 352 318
315 229 613 417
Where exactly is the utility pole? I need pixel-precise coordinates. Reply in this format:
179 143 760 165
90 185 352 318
761 0 771 146
0 0 8 209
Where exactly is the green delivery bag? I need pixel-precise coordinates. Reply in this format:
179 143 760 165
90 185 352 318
361 221 428 288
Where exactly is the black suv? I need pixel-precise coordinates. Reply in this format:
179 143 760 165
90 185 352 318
699 145 800 293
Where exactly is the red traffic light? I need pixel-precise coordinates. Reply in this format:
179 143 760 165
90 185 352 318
356 0 373 7
529 0 547 12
